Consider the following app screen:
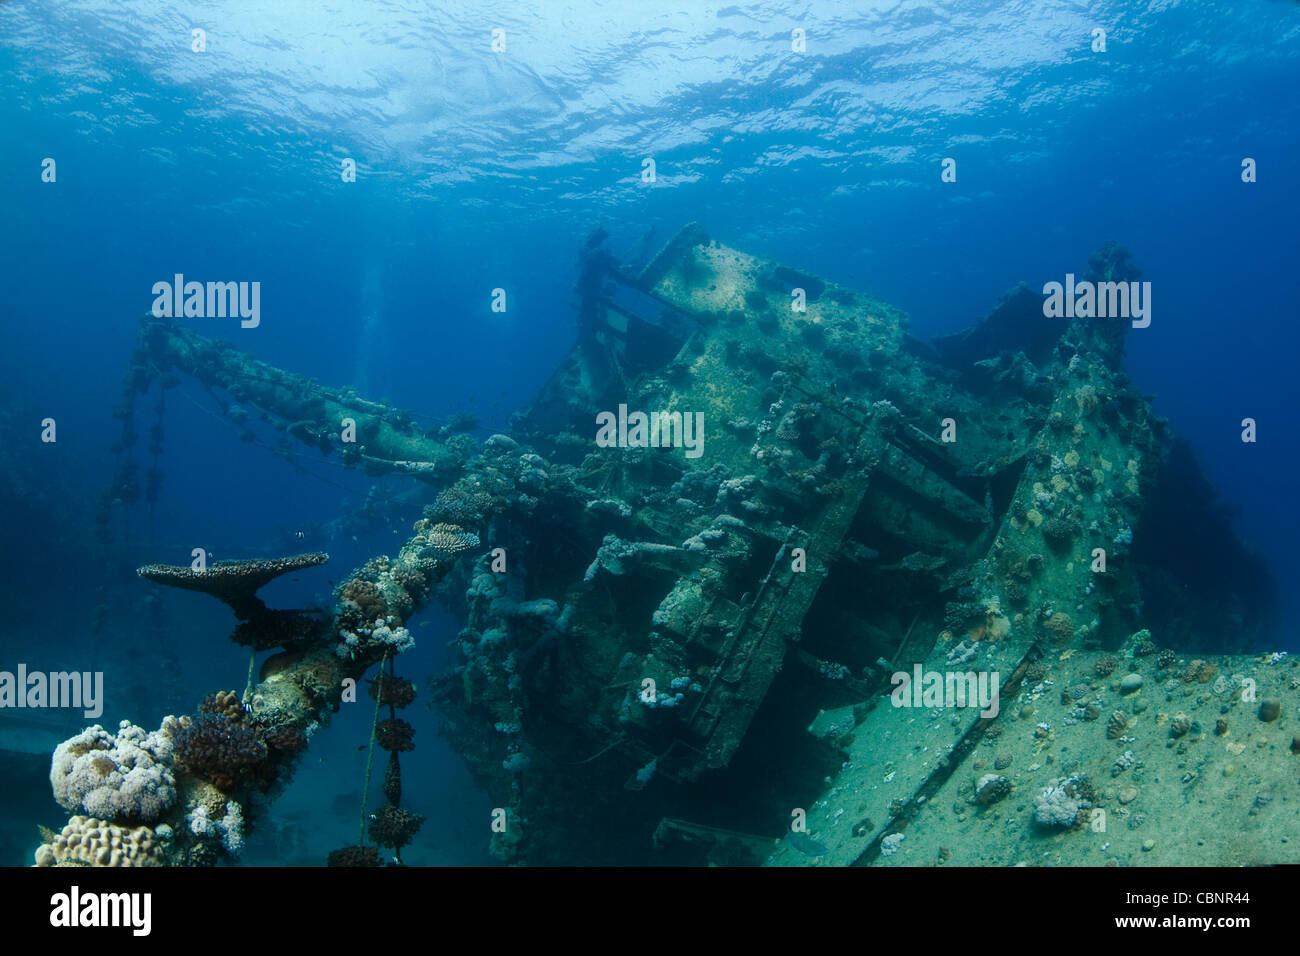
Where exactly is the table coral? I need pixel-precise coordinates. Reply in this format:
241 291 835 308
137 552 328 620
419 522 481 559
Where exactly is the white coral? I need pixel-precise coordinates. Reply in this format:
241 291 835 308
1032 776 1089 828
219 801 245 854
50 719 178 823
371 624 414 654
188 804 210 836
187 800 245 855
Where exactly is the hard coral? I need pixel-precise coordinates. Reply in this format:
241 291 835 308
383 751 402 806
188 800 245 855
375 718 415 752
943 601 984 635
335 621 414 661
262 724 308 755
338 579 386 621
392 564 429 602
287 651 344 707
368 674 417 709
1183 659 1217 684
975 774 1011 806
1042 513 1079 548
328 845 383 867
370 806 425 850
1032 776 1090 829
1074 385 1099 414
231 609 324 651
34 816 165 867
199 690 245 724
1041 611 1075 644
424 485 496 527
173 713 268 791
419 523 481 559
137 552 328 620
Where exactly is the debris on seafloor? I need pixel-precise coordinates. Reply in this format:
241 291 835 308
40 224 1282 867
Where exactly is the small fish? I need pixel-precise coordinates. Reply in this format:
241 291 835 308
787 832 828 857
295 530 306 540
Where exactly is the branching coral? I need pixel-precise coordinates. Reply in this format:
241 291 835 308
370 806 424 850
1041 513 1079 548
368 674 417 709
338 579 387 621
375 718 415 752
199 690 245 723
262 724 308 755
383 751 403 805
231 609 325 651
173 714 267 791
327 845 382 867
424 484 497 526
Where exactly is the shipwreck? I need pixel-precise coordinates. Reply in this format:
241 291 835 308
35 224 1286 868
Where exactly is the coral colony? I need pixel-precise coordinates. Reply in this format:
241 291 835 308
36 225 1285 867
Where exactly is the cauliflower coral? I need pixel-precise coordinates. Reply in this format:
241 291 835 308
50 718 179 823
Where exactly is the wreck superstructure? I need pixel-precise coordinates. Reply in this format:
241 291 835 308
41 224 1279 867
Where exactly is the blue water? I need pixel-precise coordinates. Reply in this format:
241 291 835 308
1 0 1297 865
